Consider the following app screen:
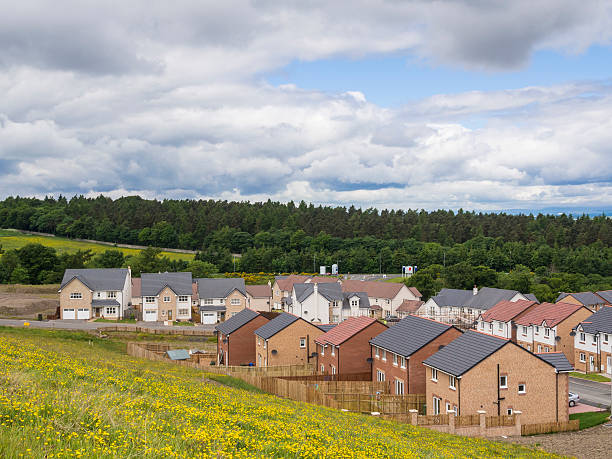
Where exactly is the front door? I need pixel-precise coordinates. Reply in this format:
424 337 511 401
167 310 172 321
589 355 595 372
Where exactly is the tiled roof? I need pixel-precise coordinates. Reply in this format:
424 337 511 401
480 300 537 323
318 324 337 332
255 312 302 340
215 308 260 335
131 277 141 297
556 291 608 306
197 278 246 299
430 289 475 307
431 287 531 311
308 276 340 284
577 306 612 334
91 299 120 307
166 349 190 360
315 316 383 346
341 292 372 310
141 272 193 296
408 287 422 298
371 315 455 357
596 290 612 303
341 280 405 299
294 283 343 302
275 275 310 292
396 299 424 313
536 352 573 373
60 268 129 292
246 284 271 298
514 302 586 328
423 330 508 377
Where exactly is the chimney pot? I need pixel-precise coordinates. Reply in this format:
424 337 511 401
473 285 478 296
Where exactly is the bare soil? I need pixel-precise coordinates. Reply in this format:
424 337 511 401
0 293 58 319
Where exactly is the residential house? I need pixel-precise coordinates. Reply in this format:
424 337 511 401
596 290 612 305
514 302 592 363
423 330 571 424
556 291 609 312
246 283 273 312
141 272 193 322
131 277 141 310
58 268 131 320
338 291 382 322
197 278 248 324
286 282 343 324
316 316 387 376
395 299 425 319
341 280 421 317
272 275 310 309
476 300 539 340
370 315 462 395
215 308 278 366
254 313 325 366
573 306 612 375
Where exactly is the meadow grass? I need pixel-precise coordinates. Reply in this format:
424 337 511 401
0 229 194 261
0 326 561 458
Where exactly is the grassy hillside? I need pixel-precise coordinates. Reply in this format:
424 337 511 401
0 229 194 262
0 328 558 458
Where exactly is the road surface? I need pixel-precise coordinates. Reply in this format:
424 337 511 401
569 377 611 409
0 318 216 332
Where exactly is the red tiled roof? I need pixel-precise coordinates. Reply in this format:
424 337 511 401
308 276 340 284
131 278 141 297
514 302 586 328
315 316 381 346
246 284 271 298
341 280 404 299
480 300 537 323
408 287 422 298
396 299 424 313
275 275 310 292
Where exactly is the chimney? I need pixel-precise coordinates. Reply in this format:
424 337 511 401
473 285 478 296
267 280 271 288
313 283 318 295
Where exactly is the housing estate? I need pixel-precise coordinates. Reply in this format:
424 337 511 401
285 282 343 324
423 330 571 425
341 280 421 318
370 315 462 395
246 283 273 312
556 291 610 312
476 300 539 340
58 268 131 320
197 278 247 324
254 312 325 366
141 272 193 322
215 308 278 366
514 302 592 363
315 316 387 376
573 306 612 374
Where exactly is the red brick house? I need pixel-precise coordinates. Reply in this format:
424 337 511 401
316 316 387 376
215 308 278 366
370 315 462 395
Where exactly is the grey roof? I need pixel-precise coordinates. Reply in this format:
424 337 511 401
293 282 343 303
556 291 608 306
166 349 190 360
431 287 525 311
255 312 301 339
342 292 371 310
197 278 246 299
596 290 612 303
284 296 293 306
430 289 475 307
199 305 226 312
536 353 573 373
91 299 120 307
523 293 540 303
370 315 455 357
318 324 337 332
577 307 612 334
60 268 129 291
141 272 193 296
423 330 509 377
215 308 259 335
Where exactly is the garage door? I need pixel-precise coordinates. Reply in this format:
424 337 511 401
63 308 75 319
201 312 217 324
77 308 90 320
144 310 157 322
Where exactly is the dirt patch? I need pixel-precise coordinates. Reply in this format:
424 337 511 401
0 293 58 319
501 423 612 459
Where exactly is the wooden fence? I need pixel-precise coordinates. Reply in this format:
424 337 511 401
521 420 580 436
280 372 372 382
418 414 449 426
486 415 515 428
329 393 425 414
206 364 314 377
455 414 480 427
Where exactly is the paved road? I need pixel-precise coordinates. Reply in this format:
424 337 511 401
0 318 216 332
569 377 612 409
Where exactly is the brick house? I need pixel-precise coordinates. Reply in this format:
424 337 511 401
341 280 421 318
476 299 539 340
215 308 278 366
370 315 462 395
141 272 193 322
58 268 131 320
197 278 248 324
573 306 612 375
423 330 571 425
514 302 592 364
315 316 387 376
254 313 326 367
556 291 609 312
246 283 273 312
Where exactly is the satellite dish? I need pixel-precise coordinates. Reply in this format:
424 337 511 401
438 345 445 351
271 349 278 355
366 357 374 363
555 336 562 342
569 331 576 336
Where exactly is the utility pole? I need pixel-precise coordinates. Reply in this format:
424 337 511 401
313 254 316 274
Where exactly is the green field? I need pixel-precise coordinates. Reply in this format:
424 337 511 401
0 327 559 458
0 229 194 261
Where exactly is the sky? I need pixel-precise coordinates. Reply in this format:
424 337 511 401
1 0 612 214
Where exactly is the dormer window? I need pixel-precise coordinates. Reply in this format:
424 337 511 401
544 328 550 337
580 332 585 342
351 299 359 307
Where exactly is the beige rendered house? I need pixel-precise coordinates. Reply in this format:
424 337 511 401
141 272 193 322
246 283 273 312
197 278 248 324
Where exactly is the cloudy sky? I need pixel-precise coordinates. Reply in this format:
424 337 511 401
2 0 612 213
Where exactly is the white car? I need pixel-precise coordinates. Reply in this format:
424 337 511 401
569 392 580 407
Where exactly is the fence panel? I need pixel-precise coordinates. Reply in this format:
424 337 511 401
418 414 449 426
486 415 515 428
456 414 480 427
521 420 580 436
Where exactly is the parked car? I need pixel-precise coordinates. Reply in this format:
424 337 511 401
568 392 579 407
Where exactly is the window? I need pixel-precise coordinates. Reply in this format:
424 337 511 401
489 324 493 331
178 295 189 302
449 375 456 390
431 368 438 382
204 299 213 305
163 296 170 302
351 299 359 307
579 353 586 363
400 356 406 368
395 378 405 395
446 402 452 413
544 347 549 352
498 322 503 331
507 408 513 415
374 347 379 358
299 338 306 349
321 364 325 373
544 328 550 337
377 370 385 382
518 383 526 394
381 349 386 361
230 298 241 305
604 334 609 343
70 292 82 299
107 291 117 298
499 375 508 389
321 345 324 356
480 322 484 330
393 353 398 366
467 309 472 315
331 365 336 375
178 308 189 316
331 345 335 356
593 335 598 343
579 332 585 342
535 326 539 334
105 307 116 315
433 396 441 415
522 326 527 335
96 292 101 298
537 345 542 353
145 297 155 303
263 340 267 349
527 345 531 351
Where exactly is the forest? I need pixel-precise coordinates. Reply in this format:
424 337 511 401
0 195 611 301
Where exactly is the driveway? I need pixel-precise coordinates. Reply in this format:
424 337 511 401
570 377 612 410
0 318 216 333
